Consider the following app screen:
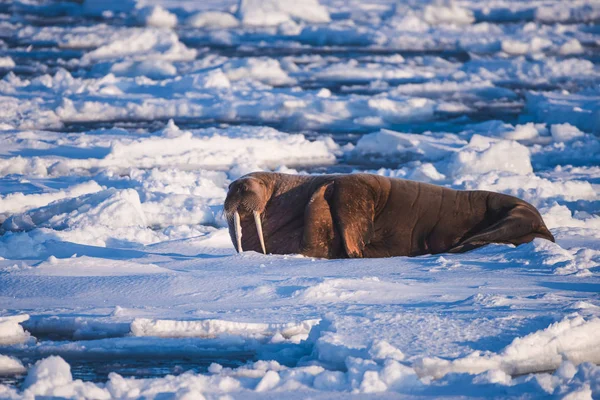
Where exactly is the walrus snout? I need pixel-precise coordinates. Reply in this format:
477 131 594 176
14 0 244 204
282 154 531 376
224 177 268 254
224 178 268 214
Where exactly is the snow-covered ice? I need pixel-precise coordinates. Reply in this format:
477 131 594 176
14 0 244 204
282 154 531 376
0 0 599 398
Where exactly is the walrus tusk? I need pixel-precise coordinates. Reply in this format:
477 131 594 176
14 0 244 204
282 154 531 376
234 210 242 253
254 211 266 254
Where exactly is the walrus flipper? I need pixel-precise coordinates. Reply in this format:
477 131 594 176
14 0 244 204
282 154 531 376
302 183 341 258
448 204 554 253
330 178 376 258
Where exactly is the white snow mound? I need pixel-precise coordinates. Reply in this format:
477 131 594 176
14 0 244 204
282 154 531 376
448 135 533 177
2 189 147 232
237 0 331 26
186 11 239 29
0 355 26 375
0 315 31 345
353 129 466 161
137 6 177 29
415 315 600 379
423 4 474 25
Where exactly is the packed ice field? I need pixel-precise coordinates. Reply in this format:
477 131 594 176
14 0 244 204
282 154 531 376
0 0 599 398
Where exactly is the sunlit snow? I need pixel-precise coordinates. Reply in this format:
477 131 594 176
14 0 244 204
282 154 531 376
0 0 599 398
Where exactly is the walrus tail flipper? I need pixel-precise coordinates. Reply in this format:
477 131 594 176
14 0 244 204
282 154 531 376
448 204 554 253
329 178 376 258
535 225 555 243
302 182 341 258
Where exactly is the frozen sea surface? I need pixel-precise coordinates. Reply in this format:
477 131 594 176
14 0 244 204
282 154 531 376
0 0 600 398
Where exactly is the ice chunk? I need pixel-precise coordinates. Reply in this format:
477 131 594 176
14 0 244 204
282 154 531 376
82 29 196 63
460 173 596 207
110 60 177 79
501 37 552 55
0 181 103 217
0 355 26 375
236 0 330 26
224 58 295 86
0 315 31 345
524 91 600 133
131 318 319 342
0 57 16 69
423 4 474 25
23 356 72 391
415 315 600 379
21 356 104 398
559 39 584 55
255 370 280 391
447 135 533 177
186 11 239 29
550 123 585 142
1 189 147 232
137 6 177 29
369 340 405 361
536 3 600 23
353 129 466 161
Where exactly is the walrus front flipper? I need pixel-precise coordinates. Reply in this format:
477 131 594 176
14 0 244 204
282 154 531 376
329 178 377 258
302 182 341 258
448 204 554 253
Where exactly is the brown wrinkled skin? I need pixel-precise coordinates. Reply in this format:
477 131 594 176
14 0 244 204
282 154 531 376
224 172 555 258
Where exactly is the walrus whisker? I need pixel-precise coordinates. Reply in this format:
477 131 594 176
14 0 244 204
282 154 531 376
253 211 266 254
234 210 243 253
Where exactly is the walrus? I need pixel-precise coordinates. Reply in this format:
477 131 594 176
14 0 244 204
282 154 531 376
224 172 554 259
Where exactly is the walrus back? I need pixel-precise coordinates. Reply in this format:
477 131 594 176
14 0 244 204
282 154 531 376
372 178 555 256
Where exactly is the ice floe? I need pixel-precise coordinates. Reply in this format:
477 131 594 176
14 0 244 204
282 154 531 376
0 0 599 397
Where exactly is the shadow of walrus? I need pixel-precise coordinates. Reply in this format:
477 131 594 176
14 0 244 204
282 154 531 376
224 172 554 259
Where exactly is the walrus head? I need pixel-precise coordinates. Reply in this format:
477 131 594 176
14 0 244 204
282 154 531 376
224 175 271 254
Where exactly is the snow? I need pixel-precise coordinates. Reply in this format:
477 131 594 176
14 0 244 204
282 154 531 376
81 29 196 63
447 135 533 176
2 189 147 233
236 0 330 26
224 58 296 86
525 91 600 133
1 0 600 398
423 4 474 25
131 318 319 341
551 123 585 142
502 37 553 55
0 356 25 376
186 11 239 29
255 370 281 391
110 60 178 79
416 315 600 379
0 57 16 69
0 181 103 217
137 6 178 29
369 341 405 362
30 256 171 276
559 39 585 56
0 315 31 346
352 129 466 161
22 356 72 391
